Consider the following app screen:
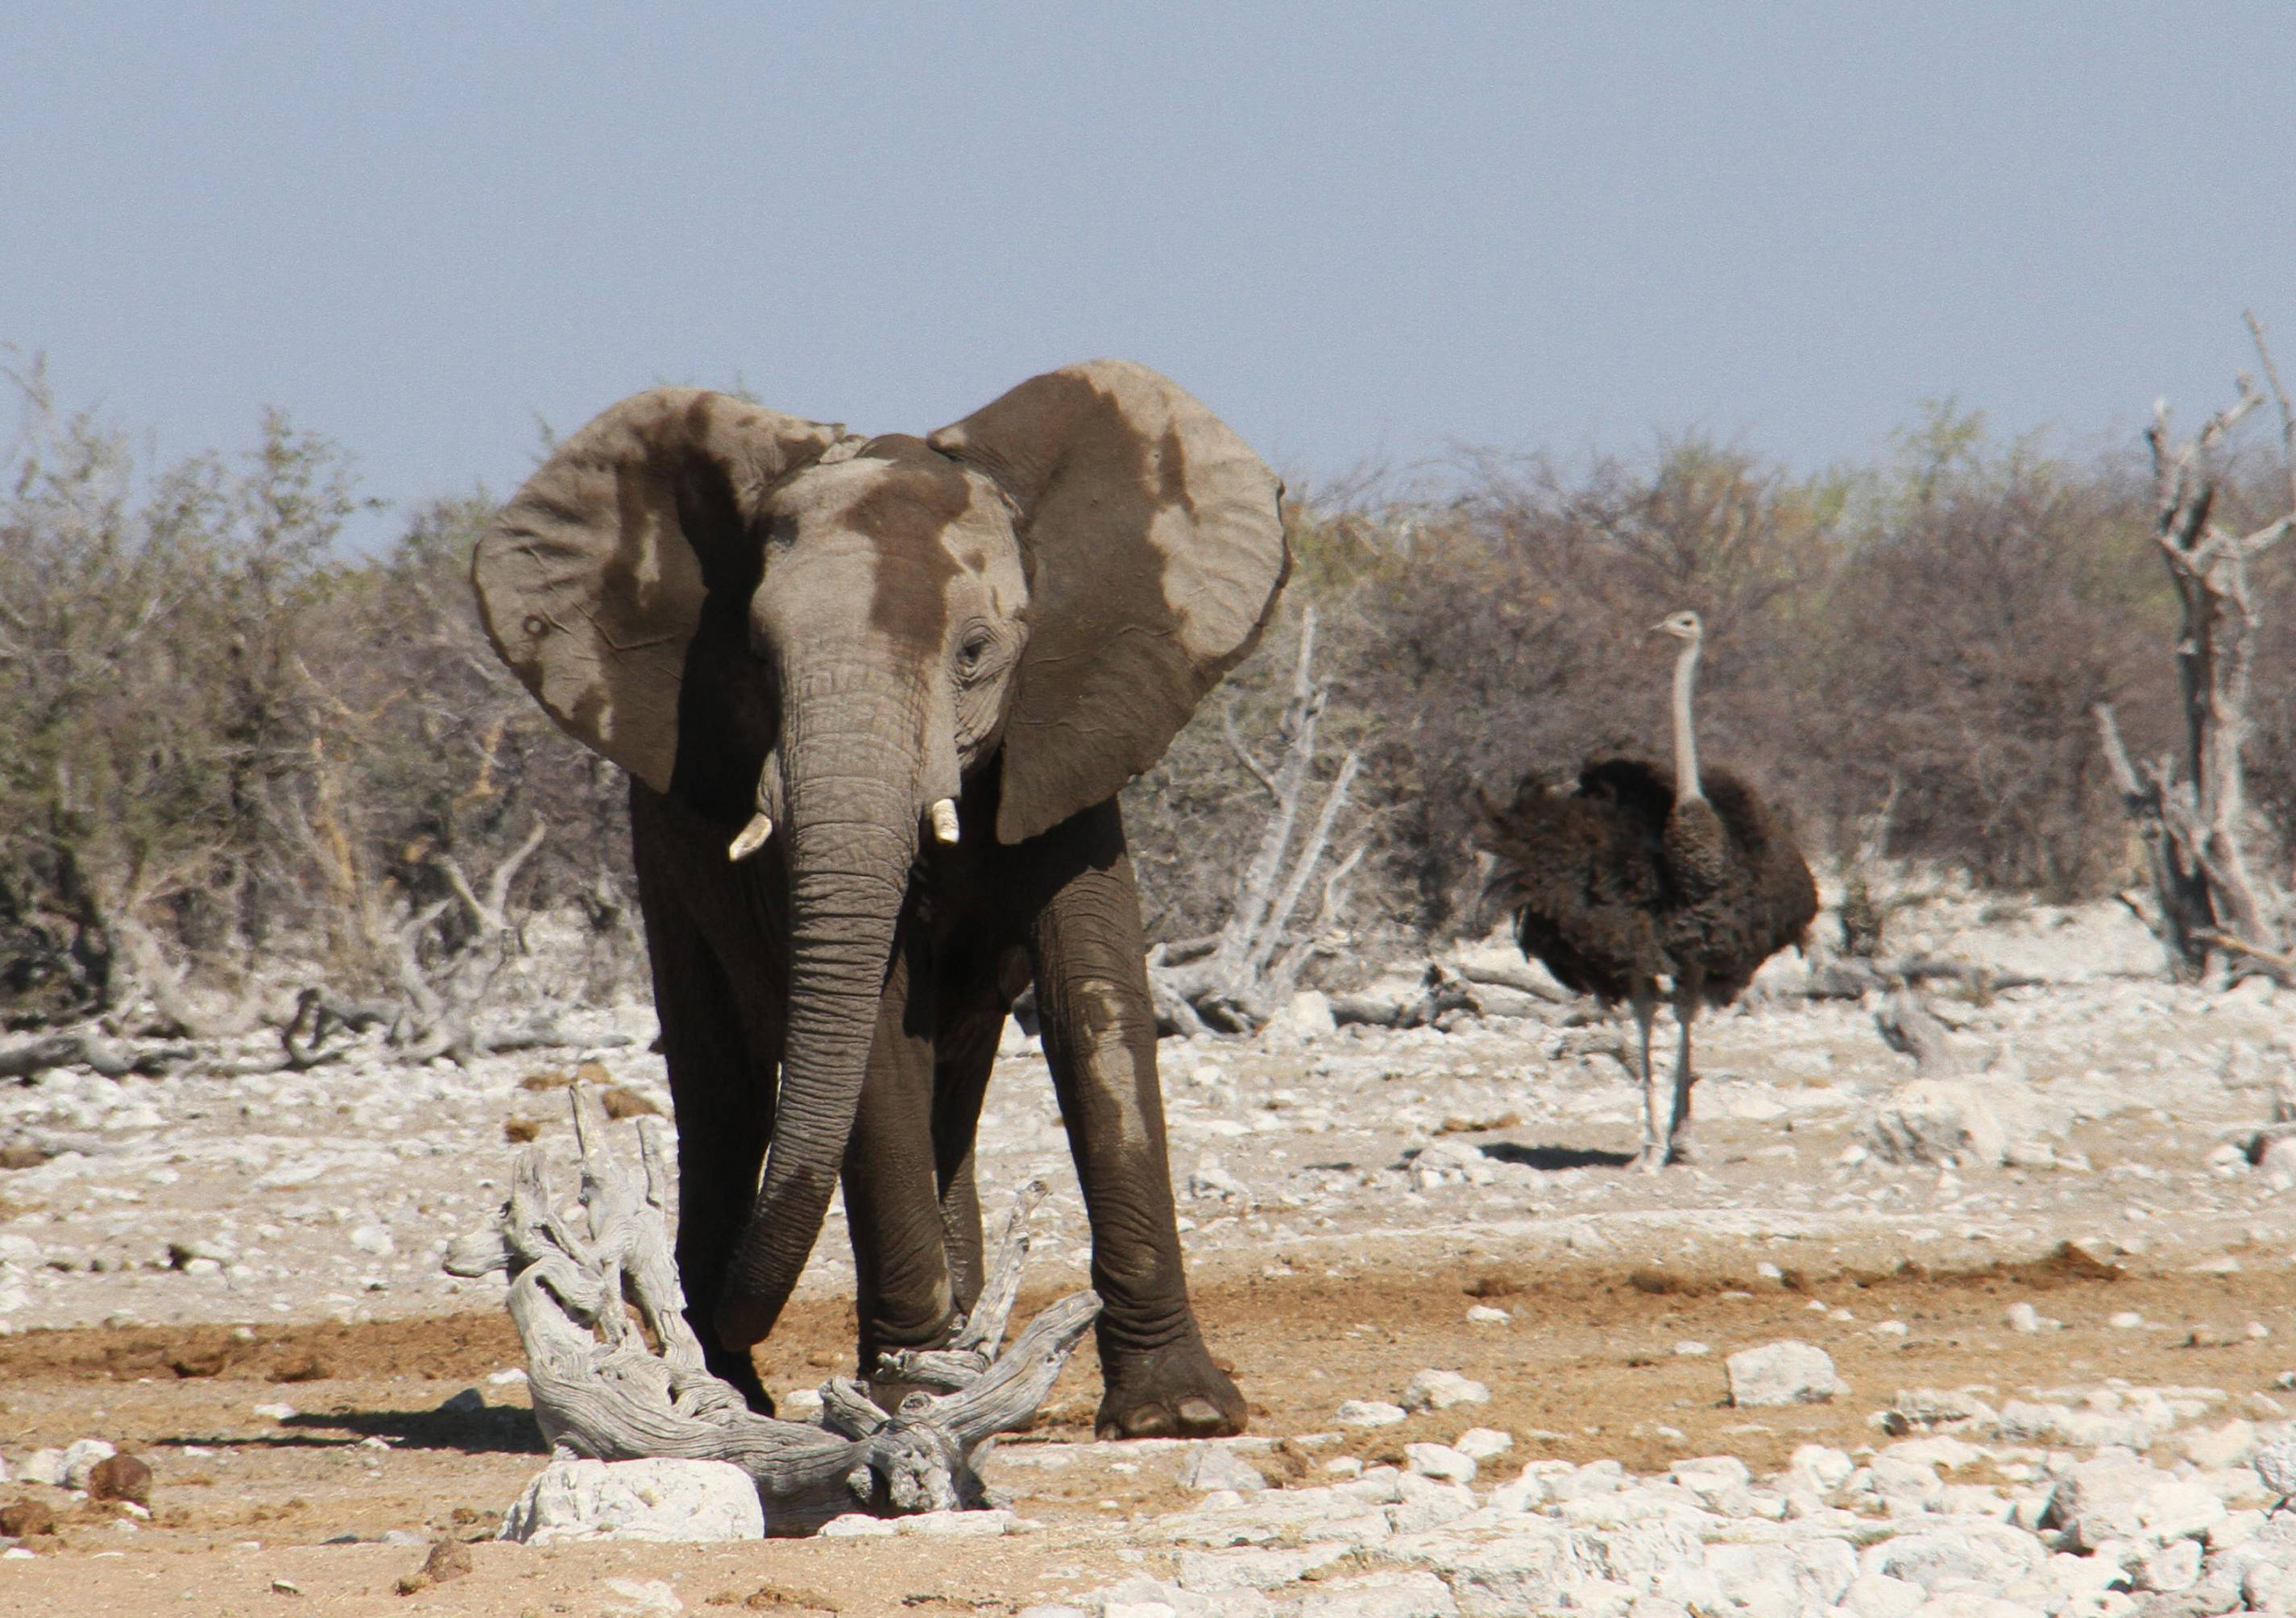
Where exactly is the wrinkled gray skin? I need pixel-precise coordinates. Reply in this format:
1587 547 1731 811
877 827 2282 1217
474 364 1284 1438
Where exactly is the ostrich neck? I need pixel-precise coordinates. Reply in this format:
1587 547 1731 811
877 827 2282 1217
1672 640 1705 805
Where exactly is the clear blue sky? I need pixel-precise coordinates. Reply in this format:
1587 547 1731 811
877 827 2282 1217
7 4 2293 548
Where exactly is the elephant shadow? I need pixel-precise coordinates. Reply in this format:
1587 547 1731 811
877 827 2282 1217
1480 1140 1640 1172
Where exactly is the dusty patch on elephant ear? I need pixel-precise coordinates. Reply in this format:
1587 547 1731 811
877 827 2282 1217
472 387 843 792
927 361 1287 843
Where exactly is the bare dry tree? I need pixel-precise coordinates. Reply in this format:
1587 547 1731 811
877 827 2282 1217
1149 608 1365 1030
2097 313 2296 982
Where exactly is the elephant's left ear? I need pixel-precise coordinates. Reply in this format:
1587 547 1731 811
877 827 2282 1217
928 360 1288 843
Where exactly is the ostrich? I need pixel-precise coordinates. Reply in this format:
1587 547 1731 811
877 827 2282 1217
1479 610 1817 1169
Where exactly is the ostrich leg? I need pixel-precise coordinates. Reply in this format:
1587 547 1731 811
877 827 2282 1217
1631 980 1664 1172
1664 973 1701 1165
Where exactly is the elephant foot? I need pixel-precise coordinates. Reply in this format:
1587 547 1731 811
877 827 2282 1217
699 1334 775 1416
1095 1340 1246 1440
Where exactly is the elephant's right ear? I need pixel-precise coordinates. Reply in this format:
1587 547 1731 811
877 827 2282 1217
472 388 844 793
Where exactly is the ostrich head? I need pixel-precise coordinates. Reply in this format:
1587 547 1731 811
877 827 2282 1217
1652 610 1702 644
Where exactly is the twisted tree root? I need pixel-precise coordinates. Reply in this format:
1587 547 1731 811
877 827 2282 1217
446 1088 1097 1535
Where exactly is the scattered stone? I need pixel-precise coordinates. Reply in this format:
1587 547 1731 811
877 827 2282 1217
1175 1444 1266 1493
2005 1300 2057 1333
1336 1400 1408 1428
2182 1419 2258 1471
0 1498 56 1536
85 1452 151 1504
1403 1442 1476 1484
347 1224 394 1258
437 1388 487 1417
1464 1305 1510 1325
60 1438 117 1488
251 1402 297 1422
1673 1340 1710 1356
1401 1369 1490 1412
1867 1078 2006 1166
2045 1450 2226 1551
499 1458 765 1544
2253 1439 2296 1496
1454 1427 1513 1461
1726 1340 1843 1406
2144 1535 2204 1592
600 1577 685 1616
396 1535 473 1594
16 1448 64 1487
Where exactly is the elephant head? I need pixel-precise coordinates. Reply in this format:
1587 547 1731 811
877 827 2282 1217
472 361 1287 1347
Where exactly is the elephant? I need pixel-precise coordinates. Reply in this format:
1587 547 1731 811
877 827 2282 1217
471 361 1287 1439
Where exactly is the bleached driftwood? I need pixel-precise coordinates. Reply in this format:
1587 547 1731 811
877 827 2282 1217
446 1088 1097 1534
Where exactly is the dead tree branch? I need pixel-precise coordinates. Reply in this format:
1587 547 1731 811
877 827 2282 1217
2099 321 2296 983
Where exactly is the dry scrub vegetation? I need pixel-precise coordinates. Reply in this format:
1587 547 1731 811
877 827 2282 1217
6 357 2296 1036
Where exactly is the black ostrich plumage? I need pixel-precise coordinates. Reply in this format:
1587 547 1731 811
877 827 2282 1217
1479 758 1817 1008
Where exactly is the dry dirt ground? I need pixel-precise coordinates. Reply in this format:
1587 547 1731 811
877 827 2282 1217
2 889 2294 1614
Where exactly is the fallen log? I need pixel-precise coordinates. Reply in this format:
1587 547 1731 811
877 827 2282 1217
446 1089 1096 1534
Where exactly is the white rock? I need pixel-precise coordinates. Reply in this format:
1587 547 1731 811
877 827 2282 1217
499 1457 765 1543
1295 1570 1457 1617
1867 1078 2007 1166
60 1438 116 1489
1465 1305 1510 1325
1673 1340 1710 1356
0 1233 39 1267
1454 1427 1513 1461
897 1509 1013 1536
251 1402 296 1421
1337 1400 1409 1428
1789 1443 1856 1494
817 1512 896 1537
2142 1535 2203 1591
487 1367 528 1386
601 1579 684 1616
1387 1472 1477 1533
1403 1442 1476 1484
1177 1444 1266 1493
1263 990 1337 1044
2182 1419 2259 1471
2045 1451 2226 1551
1402 1369 1490 1412
777 1387 825 1422
1726 1340 1843 1406
347 1223 395 1258
2006 1301 2043 1333
1840 1572 1926 1618
17 1447 65 1486
2248 1560 2296 1610
1859 1521 2044 1590
2255 1438 2296 1496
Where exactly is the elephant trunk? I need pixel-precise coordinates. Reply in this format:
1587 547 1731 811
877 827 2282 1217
714 669 926 1349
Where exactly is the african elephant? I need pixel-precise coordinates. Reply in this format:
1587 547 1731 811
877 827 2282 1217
472 361 1287 1438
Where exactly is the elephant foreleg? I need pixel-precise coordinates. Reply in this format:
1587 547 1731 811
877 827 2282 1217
1024 801 1245 1441
632 788 779 1413
842 904 959 1393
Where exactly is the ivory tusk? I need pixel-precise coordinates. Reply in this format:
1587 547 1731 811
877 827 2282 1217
929 798 961 845
727 812 774 862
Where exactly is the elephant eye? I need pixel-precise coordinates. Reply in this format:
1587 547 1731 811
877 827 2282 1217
956 629 994 679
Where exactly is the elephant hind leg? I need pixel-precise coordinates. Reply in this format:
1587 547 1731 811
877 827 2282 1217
929 979 1012 1321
